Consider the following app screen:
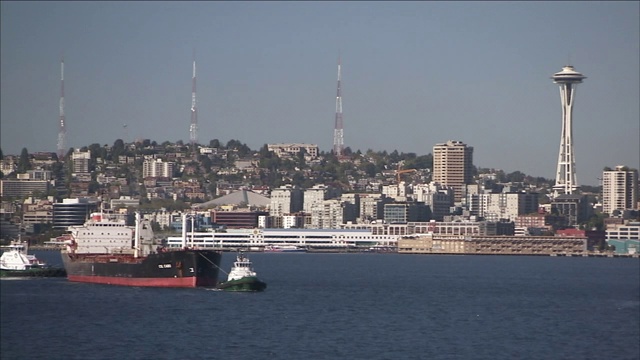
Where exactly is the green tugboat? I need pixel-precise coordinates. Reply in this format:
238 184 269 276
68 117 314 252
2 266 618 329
0 240 66 278
217 252 266 292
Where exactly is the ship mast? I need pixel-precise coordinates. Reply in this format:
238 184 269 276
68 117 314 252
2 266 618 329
134 212 141 258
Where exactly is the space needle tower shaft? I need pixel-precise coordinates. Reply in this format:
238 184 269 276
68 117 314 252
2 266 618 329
333 57 344 157
189 51 198 147
57 57 66 160
551 65 586 198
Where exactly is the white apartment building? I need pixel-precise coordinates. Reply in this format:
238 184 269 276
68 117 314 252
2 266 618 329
358 194 390 223
470 192 538 221
309 199 345 229
142 159 175 178
602 166 639 215
267 143 319 159
269 185 303 217
71 149 91 174
382 183 410 201
303 184 339 214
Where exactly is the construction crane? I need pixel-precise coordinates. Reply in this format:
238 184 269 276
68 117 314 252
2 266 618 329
395 162 417 184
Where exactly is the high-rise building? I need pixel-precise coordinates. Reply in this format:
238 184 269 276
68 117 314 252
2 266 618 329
269 185 303 217
602 166 639 215
142 159 175 179
71 149 91 174
358 194 392 223
309 199 353 229
433 140 474 203
551 65 586 198
303 184 340 214
483 192 539 222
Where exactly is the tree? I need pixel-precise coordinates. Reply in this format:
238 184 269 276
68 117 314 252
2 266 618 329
506 171 526 183
111 139 125 161
65 147 74 159
405 154 432 170
297 148 307 168
259 144 273 158
200 155 212 173
226 139 240 149
17 147 31 173
236 142 251 158
363 162 377 178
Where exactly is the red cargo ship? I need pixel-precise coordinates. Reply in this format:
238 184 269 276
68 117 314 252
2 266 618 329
61 213 221 288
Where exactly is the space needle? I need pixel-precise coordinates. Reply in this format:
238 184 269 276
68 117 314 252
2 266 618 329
551 65 586 198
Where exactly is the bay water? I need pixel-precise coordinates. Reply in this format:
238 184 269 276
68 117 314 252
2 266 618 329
1 251 639 360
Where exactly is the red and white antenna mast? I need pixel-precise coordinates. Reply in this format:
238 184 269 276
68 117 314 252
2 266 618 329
189 49 198 148
57 56 66 160
332 56 344 157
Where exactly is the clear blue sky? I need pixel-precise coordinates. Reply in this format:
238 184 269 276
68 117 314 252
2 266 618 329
1 1 638 186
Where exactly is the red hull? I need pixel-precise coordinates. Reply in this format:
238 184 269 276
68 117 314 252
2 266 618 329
67 275 217 288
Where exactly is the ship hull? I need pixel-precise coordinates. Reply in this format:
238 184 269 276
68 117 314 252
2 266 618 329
61 250 222 288
217 276 267 292
0 267 67 278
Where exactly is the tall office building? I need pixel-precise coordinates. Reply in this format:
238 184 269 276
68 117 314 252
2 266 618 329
433 140 474 203
602 166 639 215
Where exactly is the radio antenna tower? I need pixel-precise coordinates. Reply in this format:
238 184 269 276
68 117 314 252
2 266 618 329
189 49 198 148
57 56 66 160
332 56 344 157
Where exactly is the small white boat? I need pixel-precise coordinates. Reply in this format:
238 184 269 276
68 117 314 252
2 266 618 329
0 240 48 271
217 252 266 292
263 245 305 253
0 240 65 277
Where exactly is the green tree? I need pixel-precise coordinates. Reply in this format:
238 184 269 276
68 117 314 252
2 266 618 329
405 154 432 170
65 147 74 160
111 139 125 162
297 148 307 168
200 155 212 173
506 171 526 183
17 147 31 173
363 162 378 178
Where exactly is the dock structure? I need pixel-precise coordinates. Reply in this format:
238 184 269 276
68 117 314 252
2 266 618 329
398 234 589 256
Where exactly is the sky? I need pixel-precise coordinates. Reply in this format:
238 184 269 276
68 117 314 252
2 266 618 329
1 1 638 186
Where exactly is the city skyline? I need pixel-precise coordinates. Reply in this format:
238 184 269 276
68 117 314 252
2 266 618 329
1 2 638 186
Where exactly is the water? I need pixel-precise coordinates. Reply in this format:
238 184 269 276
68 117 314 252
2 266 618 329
2 252 639 360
